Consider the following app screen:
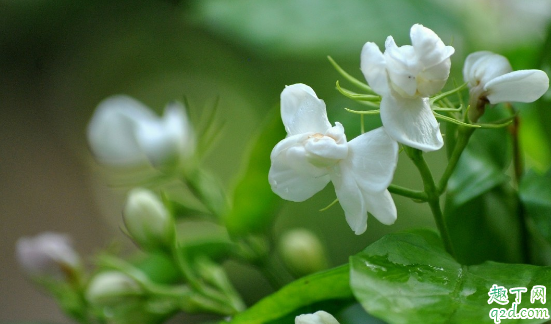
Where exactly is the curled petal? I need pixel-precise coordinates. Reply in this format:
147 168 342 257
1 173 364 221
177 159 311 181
269 135 330 202
384 40 419 97
380 94 443 152
345 127 398 192
410 24 454 70
417 58 451 96
281 84 331 136
485 70 550 104
87 96 155 165
463 51 512 87
360 42 390 95
304 123 348 163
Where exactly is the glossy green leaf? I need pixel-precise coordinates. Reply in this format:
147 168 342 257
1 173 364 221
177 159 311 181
520 169 551 244
224 108 286 237
227 265 353 324
350 229 551 324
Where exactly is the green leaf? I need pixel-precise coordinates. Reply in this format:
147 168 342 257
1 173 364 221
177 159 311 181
350 229 551 324
224 108 286 237
227 265 353 324
520 169 551 244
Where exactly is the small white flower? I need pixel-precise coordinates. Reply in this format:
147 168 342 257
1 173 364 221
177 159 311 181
87 95 195 167
16 232 80 279
361 24 454 152
269 84 398 235
295 310 340 324
463 51 549 114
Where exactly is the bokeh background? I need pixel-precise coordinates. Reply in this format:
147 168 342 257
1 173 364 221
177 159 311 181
2 0 551 322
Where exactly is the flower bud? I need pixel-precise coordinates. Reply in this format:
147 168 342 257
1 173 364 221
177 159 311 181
123 188 175 251
86 271 143 307
16 232 80 280
296 311 340 324
278 228 328 277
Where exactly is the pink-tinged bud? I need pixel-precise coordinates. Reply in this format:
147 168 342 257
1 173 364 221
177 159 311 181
16 232 80 280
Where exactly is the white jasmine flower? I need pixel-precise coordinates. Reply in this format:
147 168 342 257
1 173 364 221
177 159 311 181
269 84 398 235
296 310 340 324
463 51 549 119
16 232 80 279
87 95 195 167
361 24 454 152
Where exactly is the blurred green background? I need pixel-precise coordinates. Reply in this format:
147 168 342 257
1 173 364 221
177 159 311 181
1 0 551 322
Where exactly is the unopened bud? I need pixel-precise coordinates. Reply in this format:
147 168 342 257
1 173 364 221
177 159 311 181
278 228 328 277
123 188 175 251
86 271 143 307
16 232 80 280
296 311 340 324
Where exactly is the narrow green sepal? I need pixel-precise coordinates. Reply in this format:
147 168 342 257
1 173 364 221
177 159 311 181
429 82 467 104
344 108 380 115
319 198 339 212
433 112 481 128
336 81 380 102
327 56 374 93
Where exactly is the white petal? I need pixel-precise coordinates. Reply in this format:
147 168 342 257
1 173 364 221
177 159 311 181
410 24 454 69
417 58 451 96
485 70 550 104
331 161 398 234
164 102 195 157
331 164 368 235
281 84 331 136
360 42 389 95
380 94 443 152
136 102 194 166
463 51 512 87
87 95 155 165
345 127 398 192
384 39 419 97
363 190 397 225
296 311 340 324
269 135 330 202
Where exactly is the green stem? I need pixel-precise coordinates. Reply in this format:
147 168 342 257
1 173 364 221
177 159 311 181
437 127 475 194
407 148 456 258
387 184 428 201
506 104 530 263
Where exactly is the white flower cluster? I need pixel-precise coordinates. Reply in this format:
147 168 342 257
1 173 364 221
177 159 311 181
269 24 549 235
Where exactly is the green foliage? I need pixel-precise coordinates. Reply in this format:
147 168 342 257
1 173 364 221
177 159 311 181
520 169 551 245
191 0 463 59
445 109 522 264
226 265 352 324
350 230 551 324
224 109 286 237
